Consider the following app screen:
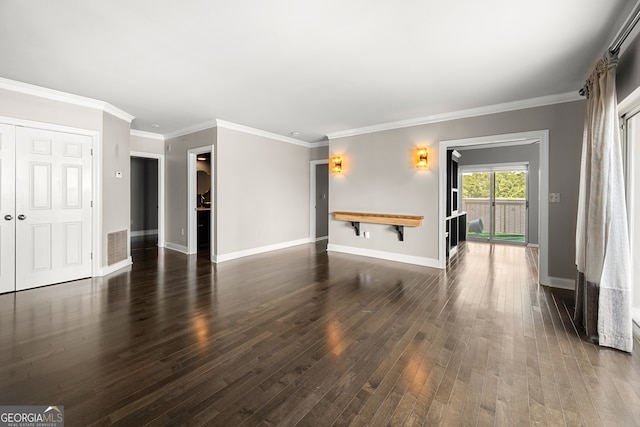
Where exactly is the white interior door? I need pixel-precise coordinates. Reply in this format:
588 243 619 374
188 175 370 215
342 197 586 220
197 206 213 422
0 124 16 293
14 127 92 290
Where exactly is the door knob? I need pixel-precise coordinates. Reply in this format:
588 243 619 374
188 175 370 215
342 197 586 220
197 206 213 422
4 214 12 221
17 214 26 220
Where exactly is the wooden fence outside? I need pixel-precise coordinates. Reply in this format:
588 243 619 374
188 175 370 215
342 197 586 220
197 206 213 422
462 198 527 234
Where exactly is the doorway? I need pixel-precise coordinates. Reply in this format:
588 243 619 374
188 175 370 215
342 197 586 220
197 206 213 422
130 156 159 251
130 151 165 252
461 166 528 245
439 130 551 284
187 146 214 260
196 153 211 252
310 160 329 240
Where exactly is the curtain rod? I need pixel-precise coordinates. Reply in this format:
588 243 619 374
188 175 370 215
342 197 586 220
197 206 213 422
579 1 640 96
609 1 640 55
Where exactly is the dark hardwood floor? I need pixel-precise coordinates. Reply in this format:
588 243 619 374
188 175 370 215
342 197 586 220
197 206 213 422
130 234 159 251
1 241 639 426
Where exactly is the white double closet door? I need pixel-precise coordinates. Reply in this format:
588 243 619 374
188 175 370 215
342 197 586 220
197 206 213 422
0 124 92 293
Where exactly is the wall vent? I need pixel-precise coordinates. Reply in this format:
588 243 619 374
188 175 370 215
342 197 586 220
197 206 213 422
107 230 128 265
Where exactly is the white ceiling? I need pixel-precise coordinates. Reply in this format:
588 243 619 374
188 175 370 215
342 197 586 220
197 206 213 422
0 1 634 142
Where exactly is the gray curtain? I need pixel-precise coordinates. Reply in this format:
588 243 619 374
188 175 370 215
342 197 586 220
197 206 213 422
575 53 633 352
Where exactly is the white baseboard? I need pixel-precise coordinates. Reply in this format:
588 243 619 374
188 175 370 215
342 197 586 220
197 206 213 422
97 257 132 276
214 238 313 263
327 244 441 268
527 243 540 248
131 229 158 237
542 276 575 290
165 242 188 254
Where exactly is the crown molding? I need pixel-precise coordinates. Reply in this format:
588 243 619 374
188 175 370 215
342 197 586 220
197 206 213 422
130 129 165 141
0 77 135 123
103 104 135 123
326 92 583 140
216 119 312 148
165 118 328 148
163 119 219 140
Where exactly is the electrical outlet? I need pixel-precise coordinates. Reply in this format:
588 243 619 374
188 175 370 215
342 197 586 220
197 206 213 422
363 231 370 239
549 193 560 203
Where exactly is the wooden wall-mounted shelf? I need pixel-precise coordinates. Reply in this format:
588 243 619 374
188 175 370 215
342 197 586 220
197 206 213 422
333 211 424 241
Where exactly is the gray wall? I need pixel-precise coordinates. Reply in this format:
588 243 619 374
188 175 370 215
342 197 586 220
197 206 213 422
311 145 329 160
617 30 640 102
131 157 158 232
164 128 216 248
131 134 164 154
216 126 310 255
0 88 102 130
329 130 435 259
164 125 312 255
329 100 585 279
458 143 540 244
102 112 132 265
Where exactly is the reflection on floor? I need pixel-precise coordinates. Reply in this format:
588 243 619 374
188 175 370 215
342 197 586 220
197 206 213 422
130 234 158 251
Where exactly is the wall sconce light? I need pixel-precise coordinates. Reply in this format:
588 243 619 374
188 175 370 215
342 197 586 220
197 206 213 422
416 148 428 169
331 156 343 174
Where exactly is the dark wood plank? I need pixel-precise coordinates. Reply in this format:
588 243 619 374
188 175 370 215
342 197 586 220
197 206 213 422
0 241 639 426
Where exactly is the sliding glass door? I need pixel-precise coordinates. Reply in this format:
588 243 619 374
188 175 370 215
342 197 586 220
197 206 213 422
463 171 491 242
462 166 528 244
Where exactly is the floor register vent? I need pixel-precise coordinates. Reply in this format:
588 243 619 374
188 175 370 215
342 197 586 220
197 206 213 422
107 230 128 265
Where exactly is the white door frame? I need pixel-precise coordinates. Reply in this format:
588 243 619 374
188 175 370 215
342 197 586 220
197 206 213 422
0 115 101 277
187 146 214 258
439 130 551 285
130 151 165 248
309 159 329 241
